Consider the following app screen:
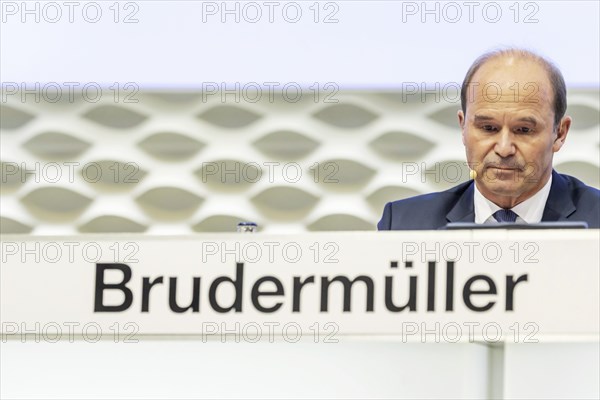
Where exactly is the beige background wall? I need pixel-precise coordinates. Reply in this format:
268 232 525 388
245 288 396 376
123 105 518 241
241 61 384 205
1 89 598 234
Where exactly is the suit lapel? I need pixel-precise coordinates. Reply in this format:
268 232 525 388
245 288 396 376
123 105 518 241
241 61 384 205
542 170 576 221
444 171 576 224
446 181 475 223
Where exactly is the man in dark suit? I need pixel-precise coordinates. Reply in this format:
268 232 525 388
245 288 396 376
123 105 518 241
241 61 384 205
378 49 600 230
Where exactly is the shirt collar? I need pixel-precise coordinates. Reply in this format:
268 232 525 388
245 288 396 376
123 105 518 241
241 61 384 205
473 175 553 224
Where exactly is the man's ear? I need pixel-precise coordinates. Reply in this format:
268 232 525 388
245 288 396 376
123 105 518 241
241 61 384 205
458 110 466 145
553 116 571 152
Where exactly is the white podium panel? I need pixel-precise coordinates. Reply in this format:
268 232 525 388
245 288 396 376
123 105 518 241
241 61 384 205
504 342 600 400
1 231 598 399
1 341 490 399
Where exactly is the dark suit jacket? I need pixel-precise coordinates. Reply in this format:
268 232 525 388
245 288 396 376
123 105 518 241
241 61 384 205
378 170 600 230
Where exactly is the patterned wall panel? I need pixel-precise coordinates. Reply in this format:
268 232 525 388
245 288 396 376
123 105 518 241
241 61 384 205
1 89 598 234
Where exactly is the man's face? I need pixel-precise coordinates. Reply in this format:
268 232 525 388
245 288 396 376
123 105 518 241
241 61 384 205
458 57 570 208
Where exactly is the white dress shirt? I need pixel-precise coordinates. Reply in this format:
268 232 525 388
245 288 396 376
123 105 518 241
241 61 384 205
474 175 553 224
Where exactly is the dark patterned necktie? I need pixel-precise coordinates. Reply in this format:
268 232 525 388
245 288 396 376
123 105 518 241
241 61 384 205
493 209 519 223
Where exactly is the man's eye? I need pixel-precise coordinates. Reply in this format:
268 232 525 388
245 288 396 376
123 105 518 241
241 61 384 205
516 127 532 133
481 125 497 132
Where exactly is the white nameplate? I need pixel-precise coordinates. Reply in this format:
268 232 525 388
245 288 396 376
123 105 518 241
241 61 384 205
1 231 598 342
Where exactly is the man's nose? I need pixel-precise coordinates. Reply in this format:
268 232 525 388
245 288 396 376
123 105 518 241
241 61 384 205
494 128 516 158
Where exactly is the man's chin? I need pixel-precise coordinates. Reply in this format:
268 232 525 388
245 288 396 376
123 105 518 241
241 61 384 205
479 180 525 198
